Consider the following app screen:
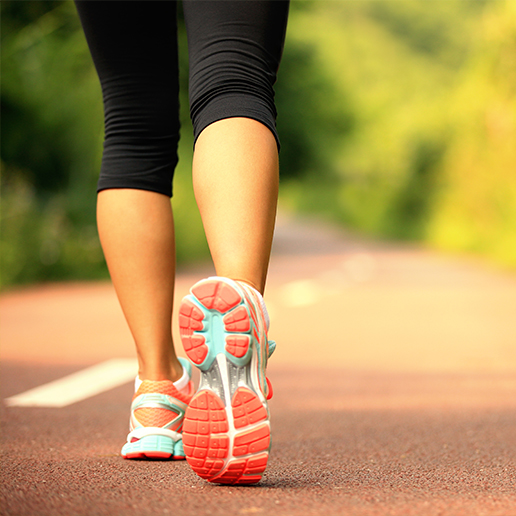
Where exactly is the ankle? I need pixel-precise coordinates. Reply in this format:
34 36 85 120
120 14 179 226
137 359 183 383
235 279 264 295
212 273 264 295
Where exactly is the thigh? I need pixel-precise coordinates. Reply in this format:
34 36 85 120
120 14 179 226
75 1 179 84
75 1 181 196
183 0 289 75
75 0 180 133
182 0 289 145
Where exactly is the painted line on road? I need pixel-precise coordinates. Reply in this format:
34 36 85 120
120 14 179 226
4 358 137 408
277 255 378 308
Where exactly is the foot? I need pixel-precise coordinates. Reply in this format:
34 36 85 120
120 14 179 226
179 277 274 484
121 357 194 460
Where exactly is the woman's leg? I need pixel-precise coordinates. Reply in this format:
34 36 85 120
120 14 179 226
192 117 279 294
179 0 289 484
76 0 193 461
97 189 182 382
184 0 289 293
75 1 182 381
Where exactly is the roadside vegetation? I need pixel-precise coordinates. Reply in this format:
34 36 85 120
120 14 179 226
2 0 515 288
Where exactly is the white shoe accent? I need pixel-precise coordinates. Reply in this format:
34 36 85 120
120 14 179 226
126 426 182 443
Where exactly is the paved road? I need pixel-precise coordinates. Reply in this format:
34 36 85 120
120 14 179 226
2 214 516 515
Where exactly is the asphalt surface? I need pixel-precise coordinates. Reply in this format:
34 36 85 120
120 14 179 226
2 214 516 516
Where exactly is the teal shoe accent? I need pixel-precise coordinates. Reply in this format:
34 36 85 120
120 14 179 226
122 434 175 458
173 439 185 458
185 295 253 371
178 357 192 377
267 340 276 358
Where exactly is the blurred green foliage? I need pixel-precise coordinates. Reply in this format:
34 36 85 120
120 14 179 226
280 0 516 268
2 0 516 289
426 0 516 265
2 1 106 286
1 0 208 288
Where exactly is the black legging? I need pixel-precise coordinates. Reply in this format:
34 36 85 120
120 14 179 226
74 0 289 197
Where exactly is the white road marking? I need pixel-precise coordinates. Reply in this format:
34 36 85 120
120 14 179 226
4 358 138 408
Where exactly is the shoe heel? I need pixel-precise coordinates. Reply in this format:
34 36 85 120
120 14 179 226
122 434 176 459
180 277 271 485
179 279 253 370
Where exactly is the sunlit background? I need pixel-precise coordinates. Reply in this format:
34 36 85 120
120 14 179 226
2 0 516 289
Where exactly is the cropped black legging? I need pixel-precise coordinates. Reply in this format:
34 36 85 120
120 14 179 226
74 0 289 197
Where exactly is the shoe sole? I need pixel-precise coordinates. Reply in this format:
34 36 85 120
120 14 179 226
121 434 185 460
179 278 270 485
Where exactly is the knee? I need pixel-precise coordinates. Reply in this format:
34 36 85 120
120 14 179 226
98 73 181 197
102 73 180 141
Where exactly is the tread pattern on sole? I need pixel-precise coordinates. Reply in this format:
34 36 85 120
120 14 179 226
225 335 250 358
183 387 270 484
192 281 241 313
179 300 207 365
223 306 251 332
179 279 252 365
180 279 271 485
232 388 268 429
183 391 229 479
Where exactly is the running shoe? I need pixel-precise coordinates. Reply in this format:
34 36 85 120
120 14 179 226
121 357 194 460
179 277 275 484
